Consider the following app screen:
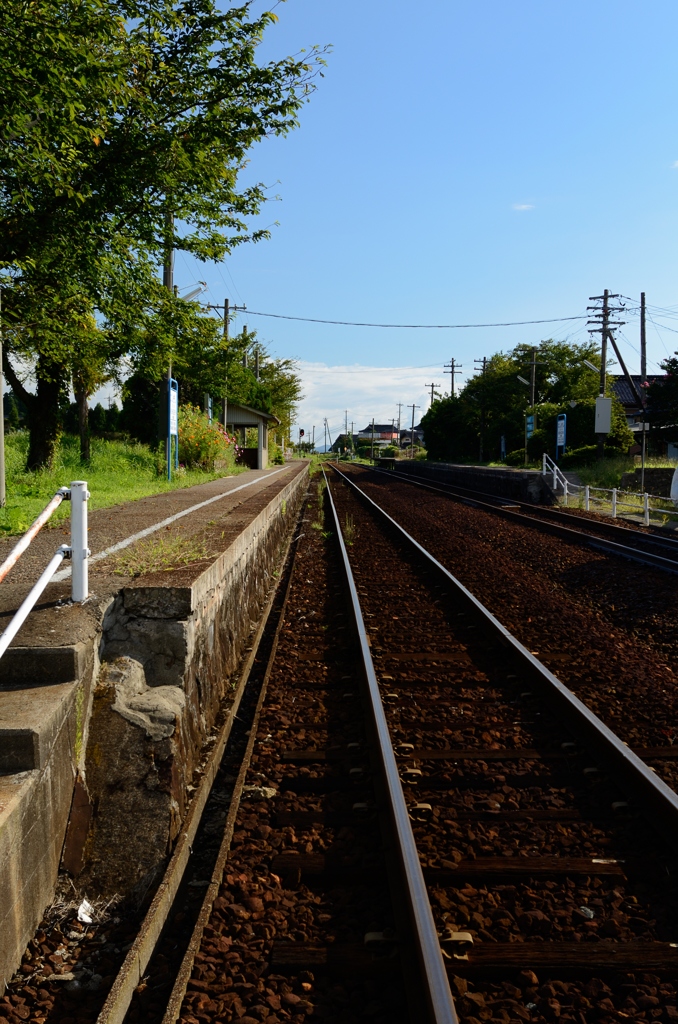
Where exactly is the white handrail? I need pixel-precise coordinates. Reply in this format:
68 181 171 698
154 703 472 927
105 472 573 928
0 546 70 661
540 458 678 526
0 486 70 584
0 480 89 663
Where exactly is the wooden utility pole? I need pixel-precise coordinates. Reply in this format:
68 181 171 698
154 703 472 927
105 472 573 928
425 382 441 408
444 358 462 397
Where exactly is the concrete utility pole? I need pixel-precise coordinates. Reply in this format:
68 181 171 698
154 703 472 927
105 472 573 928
474 357 488 462
408 404 419 458
312 425 315 451
588 289 625 456
444 358 462 397
345 410 348 437
425 383 441 408
396 403 403 446
371 418 375 461
640 292 647 491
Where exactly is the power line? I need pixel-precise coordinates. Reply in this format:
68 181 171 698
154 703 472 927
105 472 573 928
239 310 587 329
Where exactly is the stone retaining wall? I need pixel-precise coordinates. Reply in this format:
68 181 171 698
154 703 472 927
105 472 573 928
0 464 308 992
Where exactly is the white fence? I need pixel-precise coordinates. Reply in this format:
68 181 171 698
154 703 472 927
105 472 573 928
0 481 89 661
541 454 678 528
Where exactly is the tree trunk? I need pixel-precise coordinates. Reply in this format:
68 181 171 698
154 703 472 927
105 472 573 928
3 353 67 471
76 389 90 462
25 360 66 471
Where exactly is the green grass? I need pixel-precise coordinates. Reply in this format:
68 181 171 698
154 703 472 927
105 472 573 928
0 432 247 537
575 455 635 489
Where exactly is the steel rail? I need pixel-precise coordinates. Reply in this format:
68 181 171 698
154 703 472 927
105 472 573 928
330 464 678 851
96 484 307 1024
0 486 70 584
364 465 678 574
383 465 678 551
323 470 458 1024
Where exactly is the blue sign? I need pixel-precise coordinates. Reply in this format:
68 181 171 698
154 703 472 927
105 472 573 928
556 413 566 458
525 414 535 439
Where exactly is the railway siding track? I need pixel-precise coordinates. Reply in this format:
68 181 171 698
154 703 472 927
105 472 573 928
374 466 678 573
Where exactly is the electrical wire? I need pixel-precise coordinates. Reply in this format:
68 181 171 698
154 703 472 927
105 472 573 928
240 310 588 329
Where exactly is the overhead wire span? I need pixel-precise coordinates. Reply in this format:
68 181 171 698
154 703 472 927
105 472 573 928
239 310 588 329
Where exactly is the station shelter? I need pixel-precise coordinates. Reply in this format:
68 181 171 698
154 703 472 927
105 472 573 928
224 402 280 470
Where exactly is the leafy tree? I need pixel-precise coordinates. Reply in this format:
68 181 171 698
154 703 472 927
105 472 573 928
647 355 677 444
421 338 621 463
1 0 325 467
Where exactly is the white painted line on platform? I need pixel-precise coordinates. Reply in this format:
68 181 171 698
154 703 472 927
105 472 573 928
52 468 286 582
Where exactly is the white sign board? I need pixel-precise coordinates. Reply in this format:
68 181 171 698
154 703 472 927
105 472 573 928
169 387 178 435
595 396 612 434
556 417 566 446
671 467 678 509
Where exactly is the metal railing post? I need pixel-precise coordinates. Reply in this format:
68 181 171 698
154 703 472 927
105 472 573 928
70 480 89 602
585 485 590 511
563 479 568 506
611 488 617 518
553 464 557 490
542 453 547 475
644 492 650 527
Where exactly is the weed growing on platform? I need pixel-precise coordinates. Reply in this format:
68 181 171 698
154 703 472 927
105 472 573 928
110 533 209 576
344 513 356 545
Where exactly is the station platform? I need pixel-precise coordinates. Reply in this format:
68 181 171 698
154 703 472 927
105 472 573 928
0 461 309 992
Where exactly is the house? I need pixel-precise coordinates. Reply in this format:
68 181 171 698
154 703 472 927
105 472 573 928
610 375 678 459
357 423 399 443
399 423 424 447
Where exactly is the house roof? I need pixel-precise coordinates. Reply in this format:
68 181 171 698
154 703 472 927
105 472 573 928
611 375 663 407
359 423 399 433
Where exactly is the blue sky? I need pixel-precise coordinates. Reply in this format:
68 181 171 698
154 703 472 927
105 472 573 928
169 0 678 438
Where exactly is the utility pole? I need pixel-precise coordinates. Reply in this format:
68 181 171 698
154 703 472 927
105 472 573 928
474 357 488 462
425 383 441 408
587 290 625 456
371 418 375 461
345 409 348 440
408 404 419 458
324 420 327 454
529 348 537 408
444 358 462 397
396 403 403 447
640 292 647 491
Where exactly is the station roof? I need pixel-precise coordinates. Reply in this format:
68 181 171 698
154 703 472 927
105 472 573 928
225 401 280 427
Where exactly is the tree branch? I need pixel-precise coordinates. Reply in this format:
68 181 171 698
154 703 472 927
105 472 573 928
3 352 34 410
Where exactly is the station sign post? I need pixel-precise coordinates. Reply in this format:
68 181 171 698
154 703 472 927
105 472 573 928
168 378 179 481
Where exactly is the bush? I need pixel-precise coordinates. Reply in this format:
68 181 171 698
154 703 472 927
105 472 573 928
505 448 526 466
379 445 399 457
558 445 626 469
178 405 236 470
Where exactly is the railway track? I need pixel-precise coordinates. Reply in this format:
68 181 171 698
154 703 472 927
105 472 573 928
5 470 678 1024
368 464 678 574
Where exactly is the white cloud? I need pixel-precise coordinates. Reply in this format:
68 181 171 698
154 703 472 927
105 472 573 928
293 361 453 445
672 161 678 169
512 203 534 211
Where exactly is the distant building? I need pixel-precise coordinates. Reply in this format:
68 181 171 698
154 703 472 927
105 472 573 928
357 423 399 442
399 423 424 447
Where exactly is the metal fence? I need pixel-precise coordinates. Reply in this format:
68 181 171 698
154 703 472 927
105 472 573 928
542 454 678 528
0 481 89 661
